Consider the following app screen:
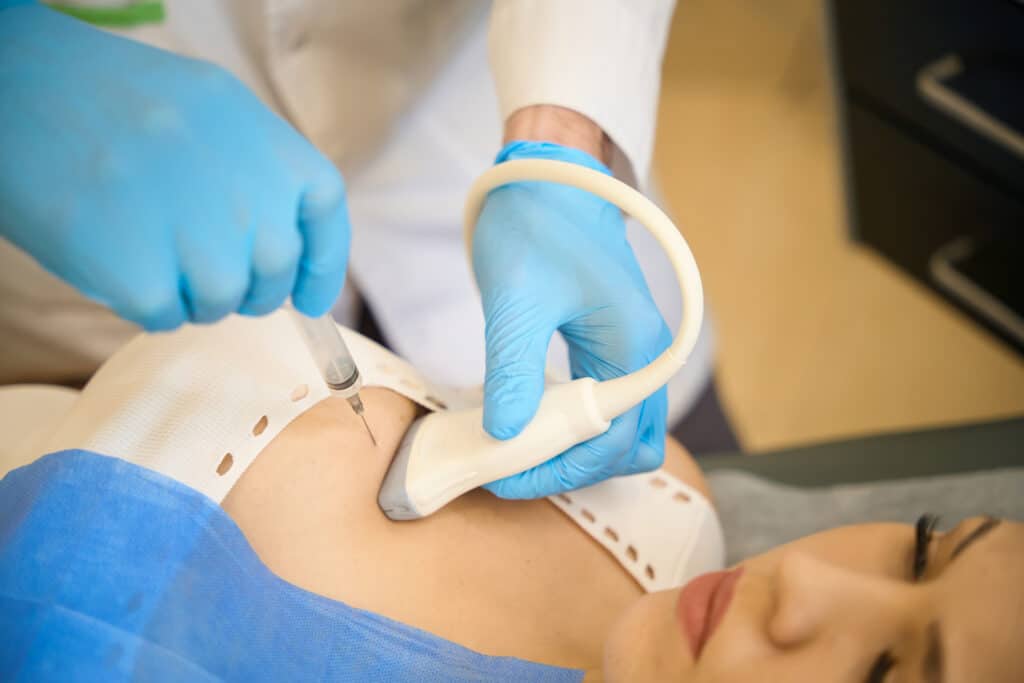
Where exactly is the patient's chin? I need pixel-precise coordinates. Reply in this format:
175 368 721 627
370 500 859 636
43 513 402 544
603 589 691 682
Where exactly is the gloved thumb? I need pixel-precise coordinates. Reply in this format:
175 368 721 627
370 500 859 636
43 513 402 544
482 302 554 440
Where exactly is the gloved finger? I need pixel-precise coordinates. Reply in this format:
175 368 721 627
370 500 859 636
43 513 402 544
110 274 188 332
238 221 302 317
292 166 350 317
623 387 668 475
484 405 644 499
565 303 671 381
86 234 188 332
177 219 251 325
482 297 556 440
628 440 664 475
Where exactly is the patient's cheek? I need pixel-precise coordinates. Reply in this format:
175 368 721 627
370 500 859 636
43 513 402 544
741 525 912 580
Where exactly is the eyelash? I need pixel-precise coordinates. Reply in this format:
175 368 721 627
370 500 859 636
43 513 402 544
913 513 939 580
866 651 895 683
866 514 940 682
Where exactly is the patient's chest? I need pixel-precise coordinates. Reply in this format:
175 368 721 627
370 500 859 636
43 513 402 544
223 391 642 668
42 311 721 671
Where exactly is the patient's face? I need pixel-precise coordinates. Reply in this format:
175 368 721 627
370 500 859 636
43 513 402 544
604 517 1024 682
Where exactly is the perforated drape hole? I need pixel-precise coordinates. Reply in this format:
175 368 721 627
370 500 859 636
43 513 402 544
645 564 656 580
581 508 596 523
557 494 572 505
650 476 667 488
673 491 691 503
603 527 619 542
290 384 309 401
252 415 268 436
626 545 638 562
216 453 233 476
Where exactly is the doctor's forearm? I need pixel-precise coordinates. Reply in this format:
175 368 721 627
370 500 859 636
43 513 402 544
503 105 612 166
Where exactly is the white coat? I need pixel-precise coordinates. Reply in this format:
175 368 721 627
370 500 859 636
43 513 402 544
0 0 714 424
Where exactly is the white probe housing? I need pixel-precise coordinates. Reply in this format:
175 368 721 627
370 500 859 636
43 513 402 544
379 159 704 520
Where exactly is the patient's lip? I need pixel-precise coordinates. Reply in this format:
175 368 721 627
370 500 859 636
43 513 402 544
676 566 744 660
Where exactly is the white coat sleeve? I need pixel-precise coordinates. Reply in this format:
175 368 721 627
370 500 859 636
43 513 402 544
488 0 676 187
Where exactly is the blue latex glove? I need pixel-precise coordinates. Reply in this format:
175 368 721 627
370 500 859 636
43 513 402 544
0 3 349 329
475 141 672 499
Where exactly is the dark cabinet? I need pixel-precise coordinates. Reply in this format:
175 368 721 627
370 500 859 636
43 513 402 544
829 0 1023 352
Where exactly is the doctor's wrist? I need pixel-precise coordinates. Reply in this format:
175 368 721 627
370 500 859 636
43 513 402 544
493 140 612 179
503 105 611 166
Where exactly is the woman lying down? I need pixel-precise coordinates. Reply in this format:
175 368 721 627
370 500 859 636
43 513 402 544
1 310 1021 682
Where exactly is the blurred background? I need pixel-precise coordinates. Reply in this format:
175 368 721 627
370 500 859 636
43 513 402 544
655 0 1024 451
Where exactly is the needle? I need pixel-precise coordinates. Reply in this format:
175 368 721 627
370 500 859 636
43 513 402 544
290 309 378 445
346 393 377 446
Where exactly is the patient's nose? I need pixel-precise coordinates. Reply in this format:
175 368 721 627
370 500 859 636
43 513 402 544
766 551 911 649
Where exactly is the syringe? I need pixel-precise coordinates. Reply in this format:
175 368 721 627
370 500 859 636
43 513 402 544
289 309 377 446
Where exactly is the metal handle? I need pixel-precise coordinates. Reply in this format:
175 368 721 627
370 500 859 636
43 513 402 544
916 53 1024 160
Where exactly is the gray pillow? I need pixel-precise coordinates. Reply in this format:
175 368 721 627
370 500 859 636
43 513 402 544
708 468 1024 565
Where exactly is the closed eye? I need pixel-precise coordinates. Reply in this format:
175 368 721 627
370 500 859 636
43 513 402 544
913 514 939 580
867 515 937 683
866 650 895 683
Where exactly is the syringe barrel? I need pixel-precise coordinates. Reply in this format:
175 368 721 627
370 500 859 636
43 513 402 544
290 311 363 397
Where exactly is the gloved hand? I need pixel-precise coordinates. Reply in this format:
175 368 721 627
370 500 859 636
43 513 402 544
0 3 349 329
474 140 672 499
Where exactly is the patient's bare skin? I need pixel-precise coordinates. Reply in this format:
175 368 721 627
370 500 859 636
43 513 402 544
222 388 710 671
607 518 1024 682
214 388 1024 681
